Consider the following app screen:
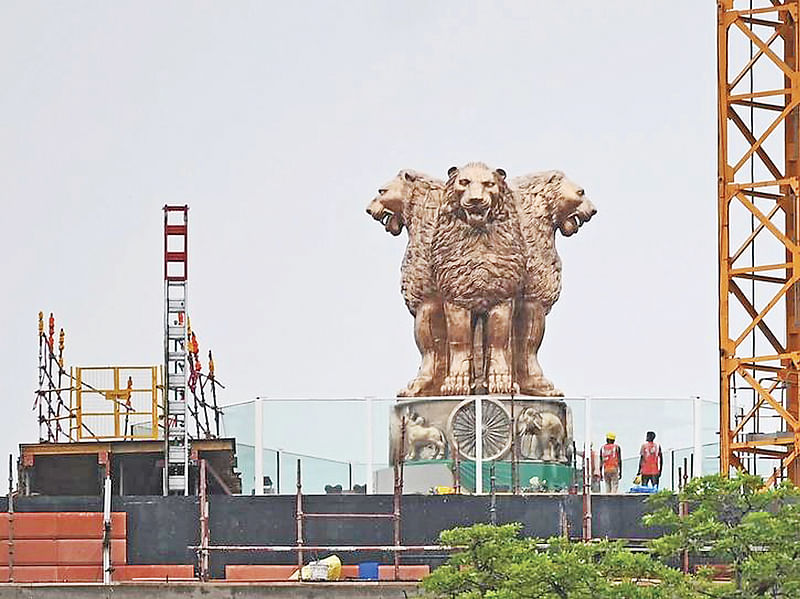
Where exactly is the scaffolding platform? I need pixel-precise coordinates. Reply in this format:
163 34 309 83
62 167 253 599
19 438 241 496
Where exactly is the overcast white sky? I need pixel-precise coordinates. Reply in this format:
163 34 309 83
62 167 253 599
0 2 719 484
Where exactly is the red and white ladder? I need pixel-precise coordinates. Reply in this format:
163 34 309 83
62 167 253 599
163 205 189 495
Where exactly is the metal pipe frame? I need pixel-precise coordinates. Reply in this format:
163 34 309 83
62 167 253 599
192 545 454 553
199 459 210 581
489 463 497 525
35 314 75 443
102 471 112 584
291 441 406 582
510 395 518 494
582 396 592 541
295 459 303 570
393 417 406 581
718 0 800 485
8 455 14 583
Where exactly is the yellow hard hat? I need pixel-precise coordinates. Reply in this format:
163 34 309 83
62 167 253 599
606 432 616 440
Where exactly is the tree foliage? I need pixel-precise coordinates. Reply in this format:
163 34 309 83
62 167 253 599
422 473 800 599
421 523 694 598
645 472 800 598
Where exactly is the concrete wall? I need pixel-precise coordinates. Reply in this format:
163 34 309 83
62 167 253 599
0 494 658 579
0 582 420 599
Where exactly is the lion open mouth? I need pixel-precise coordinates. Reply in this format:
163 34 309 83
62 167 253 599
560 209 595 236
462 204 490 226
380 210 403 236
559 214 581 236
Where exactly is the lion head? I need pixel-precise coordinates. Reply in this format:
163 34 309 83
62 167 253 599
544 171 596 237
365 170 416 236
443 162 511 228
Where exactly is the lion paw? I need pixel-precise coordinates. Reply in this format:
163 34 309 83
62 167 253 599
398 376 436 398
488 372 514 395
442 374 470 396
487 353 514 394
519 376 564 397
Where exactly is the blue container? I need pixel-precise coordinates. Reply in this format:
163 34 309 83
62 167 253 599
629 484 658 494
358 561 379 580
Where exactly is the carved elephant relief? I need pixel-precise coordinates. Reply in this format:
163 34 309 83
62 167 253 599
517 407 567 462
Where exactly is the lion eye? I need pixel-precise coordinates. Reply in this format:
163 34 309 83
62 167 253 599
577 189 585 197
378 188 387 195
458 179 470 186
483 181 495 187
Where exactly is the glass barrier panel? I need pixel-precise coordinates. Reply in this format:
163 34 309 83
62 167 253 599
222 396 720 495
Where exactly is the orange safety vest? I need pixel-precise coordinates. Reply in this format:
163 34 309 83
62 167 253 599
600 443 619 472
640 442 661 475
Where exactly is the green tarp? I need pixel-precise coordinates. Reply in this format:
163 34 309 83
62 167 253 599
404 459 576 493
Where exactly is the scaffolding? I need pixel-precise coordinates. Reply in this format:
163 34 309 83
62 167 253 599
35 312 163 444
718 0 800 484
191 420 420 582
34 312 71 443
34 312 223 447
33 207 224 462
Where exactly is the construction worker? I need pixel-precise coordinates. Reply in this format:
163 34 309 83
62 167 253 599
600 433 622 493
638 431 663 488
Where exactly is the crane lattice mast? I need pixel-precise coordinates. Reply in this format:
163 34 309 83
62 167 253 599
718 0 800 485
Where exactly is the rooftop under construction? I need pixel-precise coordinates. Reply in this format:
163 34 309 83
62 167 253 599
26 206 239 498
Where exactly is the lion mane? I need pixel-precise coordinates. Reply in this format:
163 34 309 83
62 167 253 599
431 163 525 311
397 170 444 314
512 170 569 312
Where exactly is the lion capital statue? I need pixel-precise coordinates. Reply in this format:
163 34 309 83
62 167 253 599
366 162 596 397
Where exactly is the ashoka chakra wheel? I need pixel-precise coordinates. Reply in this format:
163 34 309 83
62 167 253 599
447 398 512 461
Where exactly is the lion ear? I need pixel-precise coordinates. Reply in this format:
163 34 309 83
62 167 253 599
495 168 507 181
447 166 459 179
403 171 416 182
547 171 560 184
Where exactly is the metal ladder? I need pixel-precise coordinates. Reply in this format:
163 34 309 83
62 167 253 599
163 205 189 495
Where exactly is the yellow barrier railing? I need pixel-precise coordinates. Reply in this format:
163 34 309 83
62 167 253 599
73 366 161 441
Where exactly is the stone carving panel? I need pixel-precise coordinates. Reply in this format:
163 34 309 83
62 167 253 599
389 397 572 465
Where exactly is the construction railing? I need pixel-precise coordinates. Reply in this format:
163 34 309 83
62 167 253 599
73 366 161 441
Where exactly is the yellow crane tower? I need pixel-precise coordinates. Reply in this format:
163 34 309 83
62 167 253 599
718 0 800 485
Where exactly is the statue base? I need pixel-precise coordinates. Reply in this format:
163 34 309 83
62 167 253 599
390 395 573 466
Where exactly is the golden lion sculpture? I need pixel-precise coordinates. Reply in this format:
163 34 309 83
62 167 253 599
366 170 447 397
432 163 525 395
512 170 597 395
366 163 595 397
